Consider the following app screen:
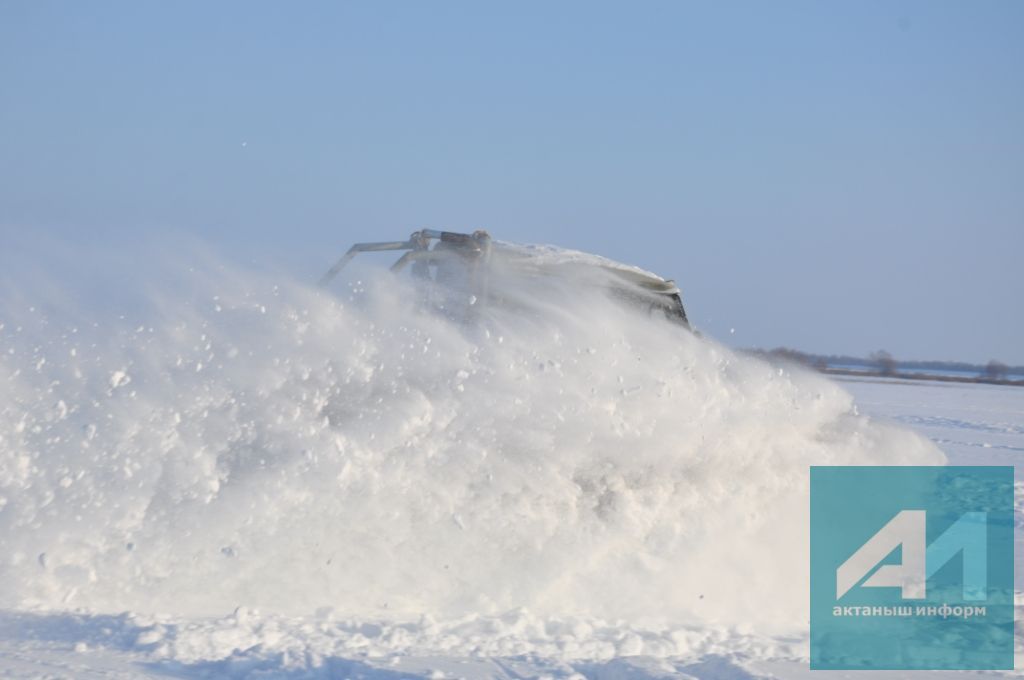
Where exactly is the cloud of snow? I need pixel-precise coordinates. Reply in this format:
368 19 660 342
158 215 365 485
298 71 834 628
0 245 943 632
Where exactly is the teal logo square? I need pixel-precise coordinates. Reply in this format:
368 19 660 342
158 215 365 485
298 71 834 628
810 466 1014 670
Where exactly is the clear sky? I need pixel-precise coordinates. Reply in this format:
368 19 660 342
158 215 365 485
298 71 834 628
2 1 1022 364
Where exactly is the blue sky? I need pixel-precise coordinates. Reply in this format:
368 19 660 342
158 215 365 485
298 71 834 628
2 1 1022 363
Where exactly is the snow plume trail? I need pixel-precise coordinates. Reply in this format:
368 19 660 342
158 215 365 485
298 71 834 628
0 248 943 633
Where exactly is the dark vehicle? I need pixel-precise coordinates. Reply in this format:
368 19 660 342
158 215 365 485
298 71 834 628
320 229 690 328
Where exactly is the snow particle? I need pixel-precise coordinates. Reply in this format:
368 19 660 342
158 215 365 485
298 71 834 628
109 370 131 389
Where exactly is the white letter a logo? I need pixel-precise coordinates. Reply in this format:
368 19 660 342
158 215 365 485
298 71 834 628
836 510 926 600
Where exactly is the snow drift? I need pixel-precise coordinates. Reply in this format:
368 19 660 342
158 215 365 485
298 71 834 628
0 248 944 633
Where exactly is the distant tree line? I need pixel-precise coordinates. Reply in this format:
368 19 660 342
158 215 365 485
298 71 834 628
745 347 1024 384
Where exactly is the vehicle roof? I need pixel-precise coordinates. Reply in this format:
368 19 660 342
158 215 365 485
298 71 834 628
491 241 681 295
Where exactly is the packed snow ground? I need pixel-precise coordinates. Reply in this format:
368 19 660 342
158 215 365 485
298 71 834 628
0 258 1018 678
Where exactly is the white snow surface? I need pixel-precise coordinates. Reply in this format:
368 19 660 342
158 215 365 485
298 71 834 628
3 255 1009 679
